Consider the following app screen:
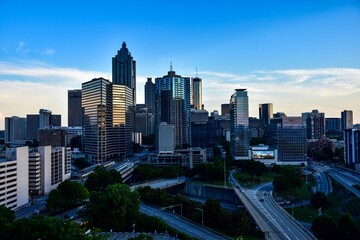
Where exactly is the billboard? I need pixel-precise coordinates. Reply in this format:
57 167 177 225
252 150 275 159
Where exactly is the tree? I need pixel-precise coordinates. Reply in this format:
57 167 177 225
88 183 140 231
337 214 359 240
310 192 330 209
85 166 122 192
311 214 337 240
204 199 222 227
46 180 89 211
0 215 104 240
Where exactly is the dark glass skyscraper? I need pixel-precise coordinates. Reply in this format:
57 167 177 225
68 89 82 127
341 110 353 130
112 42 136 133
112 42 136 96
230 89 250 160
301 109 325 139
155 68 191 148
145 77 155 113
259 103 273 125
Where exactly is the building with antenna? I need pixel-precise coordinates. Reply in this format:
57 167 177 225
155 64 191 149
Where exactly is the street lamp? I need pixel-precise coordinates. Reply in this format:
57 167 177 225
196 208 204 226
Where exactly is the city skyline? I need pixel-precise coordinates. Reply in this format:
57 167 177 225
1 0 360 129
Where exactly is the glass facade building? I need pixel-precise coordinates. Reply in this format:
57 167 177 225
82 78 114 164
267 117 307 163
259 103 273 126
155 69 191 148
68 89 82 127
302 109 325 139
230 89 250 160
191 77 202 110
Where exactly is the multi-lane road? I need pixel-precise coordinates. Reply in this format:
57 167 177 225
230 171 316 240
140 204 229 240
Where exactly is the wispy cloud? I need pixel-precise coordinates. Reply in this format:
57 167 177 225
42 47 55 56
199 68 360 119
16 41 30 54
0 60 109 87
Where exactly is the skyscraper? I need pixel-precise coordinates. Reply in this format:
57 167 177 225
39 109 52 129
68 89 82 127
112 42 136 133
145 77 155 113
155 67 191 148
191 77 202 110
112 84 134 158
82 78 114 164
27 114 39 140
5 116 27 144
341 110 353 130
302 109 325 139
230 89 250 160
112 42 136 97
267 117 307 164
259 103 273 125
344 129 360 170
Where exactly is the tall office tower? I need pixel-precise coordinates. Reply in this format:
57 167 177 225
158 122 175 153
230 89 250 160
145 78 155 113
155 67 191 149
39 109 52 129
112 42 136 133
302 109 325 139
0 146 29 210
221 104 230 115
136 107 155 136
112 41 136 100
27 114 39 140
82 78 114 164
259 103 273 125
341 110 353 130
325 118 341 134
344 129 360 170
190 109 213 148
68 89 82 127
112 84 134 158
267 117 307 164
191 77 202 110
5 116 27 144
50 114 61 127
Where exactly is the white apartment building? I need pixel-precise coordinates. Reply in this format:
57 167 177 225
0 146 29 210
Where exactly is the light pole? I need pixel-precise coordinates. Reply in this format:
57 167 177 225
196 208 204 226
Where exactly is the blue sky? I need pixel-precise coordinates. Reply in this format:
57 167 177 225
0 0 360 129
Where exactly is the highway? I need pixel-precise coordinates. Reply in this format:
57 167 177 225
230 172 316 240
140 204 229 240
309 163 332 195
310 163 360 198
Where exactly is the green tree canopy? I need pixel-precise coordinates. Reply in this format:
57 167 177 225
337 214 359 240
204 199 222 228
310 192 330 209
88 183 140 231
0 215 104 240
85 166 123 192
311 214 337 240
46 180 89 211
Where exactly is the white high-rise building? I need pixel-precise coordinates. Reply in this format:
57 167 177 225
0 146 29 210
38 146 71 194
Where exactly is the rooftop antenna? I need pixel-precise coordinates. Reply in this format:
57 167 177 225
196 66 198 77
170 61 173 71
